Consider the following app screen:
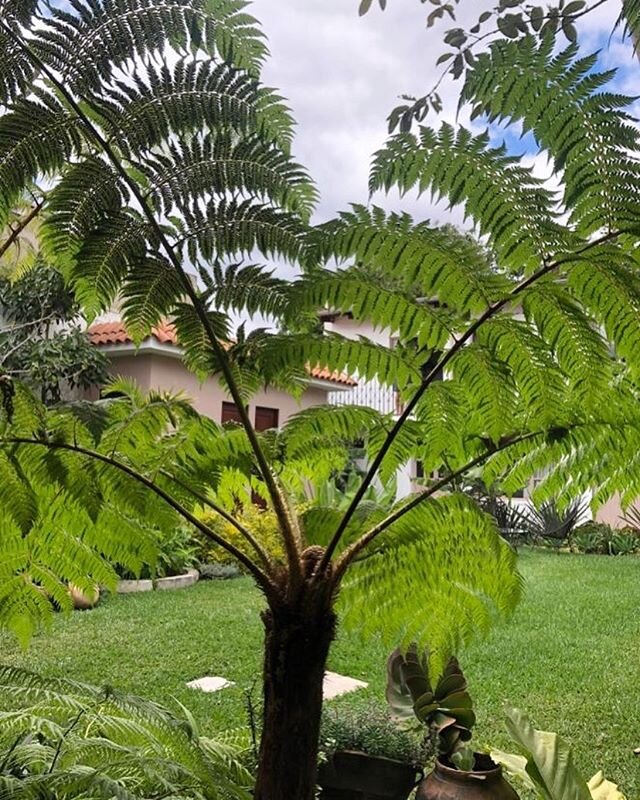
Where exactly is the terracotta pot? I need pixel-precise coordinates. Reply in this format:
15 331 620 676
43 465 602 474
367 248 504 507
68 583 100 610
318 750 421 800
417 754 519 800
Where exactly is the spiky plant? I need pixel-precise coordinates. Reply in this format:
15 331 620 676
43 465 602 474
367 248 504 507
2 2 640 798
0 665 253 800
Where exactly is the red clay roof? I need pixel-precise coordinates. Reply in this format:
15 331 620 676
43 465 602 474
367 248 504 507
88 320 357 387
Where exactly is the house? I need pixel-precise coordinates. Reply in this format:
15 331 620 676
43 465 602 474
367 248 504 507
87 318 356 430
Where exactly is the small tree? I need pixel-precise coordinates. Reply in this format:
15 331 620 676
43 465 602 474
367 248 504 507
0 260 108 403
1 2 640 798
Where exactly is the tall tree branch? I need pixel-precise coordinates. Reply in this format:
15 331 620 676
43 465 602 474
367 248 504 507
322 228 627 569
0 197 43 261
0 21 303 588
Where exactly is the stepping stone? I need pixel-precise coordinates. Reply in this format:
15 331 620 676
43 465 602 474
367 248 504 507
323 671 368 700
186 676 234 693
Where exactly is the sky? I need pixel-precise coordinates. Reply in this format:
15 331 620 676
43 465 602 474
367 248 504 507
250 0 625 236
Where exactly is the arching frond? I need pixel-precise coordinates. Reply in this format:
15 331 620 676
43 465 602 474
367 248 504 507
95 60 288 158
290 267 454 350
369 126 569 272
258 332 422 391
0 93 82 226
36 0 267 94
308 204 508 313
144 133 317 221
461 35 640 236
340 493 522 671
0 666 253 800
175 199 305 266
201 263 290 320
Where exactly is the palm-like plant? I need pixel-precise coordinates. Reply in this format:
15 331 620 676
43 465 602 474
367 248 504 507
2 2 640 798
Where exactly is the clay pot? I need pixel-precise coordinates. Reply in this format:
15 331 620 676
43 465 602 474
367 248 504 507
417 754 519 800
318 750 421 800
68 583 100 610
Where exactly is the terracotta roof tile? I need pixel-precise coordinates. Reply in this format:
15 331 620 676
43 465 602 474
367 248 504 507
88 320 356 387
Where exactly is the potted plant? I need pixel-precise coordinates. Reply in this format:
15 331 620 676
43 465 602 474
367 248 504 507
386 646 519 800
317 704 425 800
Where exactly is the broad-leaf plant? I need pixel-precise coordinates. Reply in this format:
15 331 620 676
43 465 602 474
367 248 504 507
1 1 640 798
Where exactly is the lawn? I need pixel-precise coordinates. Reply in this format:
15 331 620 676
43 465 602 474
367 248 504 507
1 549 640 795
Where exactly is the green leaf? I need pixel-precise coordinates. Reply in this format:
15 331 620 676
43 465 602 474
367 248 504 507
505 707 592 800
359 0 374 14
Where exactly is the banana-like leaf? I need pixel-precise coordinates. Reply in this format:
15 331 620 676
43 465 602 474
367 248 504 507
504 707 592 800
587 771 627 800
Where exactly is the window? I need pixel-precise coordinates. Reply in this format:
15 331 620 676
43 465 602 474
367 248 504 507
255 406 279 432
221 401 243 424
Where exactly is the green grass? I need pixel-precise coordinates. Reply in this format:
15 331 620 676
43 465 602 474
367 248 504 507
1 549 640 794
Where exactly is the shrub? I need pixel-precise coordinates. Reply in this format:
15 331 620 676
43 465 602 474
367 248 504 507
319 704 428 765
570 522 639 556
195 505 285 567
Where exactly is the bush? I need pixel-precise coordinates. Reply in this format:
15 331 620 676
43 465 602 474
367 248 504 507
194 504 285 567
319 704 428 765
117 526 199 579
570 522 639 556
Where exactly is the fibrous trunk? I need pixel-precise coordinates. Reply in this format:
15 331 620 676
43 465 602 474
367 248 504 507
254 593 336 800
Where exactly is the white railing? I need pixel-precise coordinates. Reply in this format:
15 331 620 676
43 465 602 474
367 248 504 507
329 378 399 415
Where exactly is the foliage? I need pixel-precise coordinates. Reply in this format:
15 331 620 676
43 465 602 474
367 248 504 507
319 704 426 765
524 500 586 547
359 0 639 135
492 707 627 800
0 261 107 403
118 526 199 580
0 665 253 800
386 646 475 769
195 505 285 567
571 522 640 556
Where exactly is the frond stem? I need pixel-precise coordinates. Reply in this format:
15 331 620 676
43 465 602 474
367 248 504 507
0 22 303 589
0 197 44 261
2 436 279 600
321 228 628 570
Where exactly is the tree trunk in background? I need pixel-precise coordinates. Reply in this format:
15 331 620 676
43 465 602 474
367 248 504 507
254 593 336 800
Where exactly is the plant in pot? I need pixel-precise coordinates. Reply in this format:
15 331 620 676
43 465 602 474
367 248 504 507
386 646 519 800
317 703 426 800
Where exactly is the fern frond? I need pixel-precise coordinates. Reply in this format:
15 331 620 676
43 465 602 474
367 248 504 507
175 199 305 266
201 262 290 320
0 92 82 225
144 133 317 221
461 35 640 236
38 0 267 94
308 204 508 313
340 493 522 671
258 332 421 391
290 267 454 350
0 666 253 800
95 60 284 158
370 127 569 272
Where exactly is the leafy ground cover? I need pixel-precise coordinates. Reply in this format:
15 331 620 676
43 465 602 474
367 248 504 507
1 549 639 794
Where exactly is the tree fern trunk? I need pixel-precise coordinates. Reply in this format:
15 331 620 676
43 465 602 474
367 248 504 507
255 596 336 800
